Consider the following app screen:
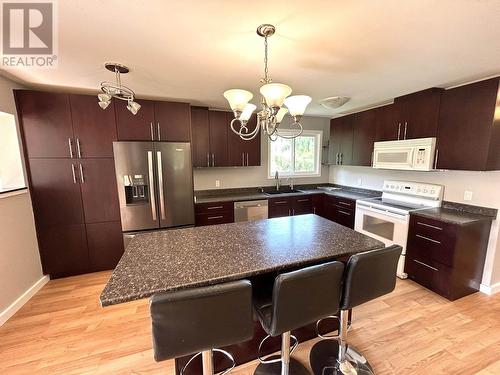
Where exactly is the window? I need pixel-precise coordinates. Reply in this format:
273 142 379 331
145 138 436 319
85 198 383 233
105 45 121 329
0 111 26 192
268 130 322 178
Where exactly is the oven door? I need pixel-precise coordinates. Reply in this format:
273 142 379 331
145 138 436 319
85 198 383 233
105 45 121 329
354 204 409 278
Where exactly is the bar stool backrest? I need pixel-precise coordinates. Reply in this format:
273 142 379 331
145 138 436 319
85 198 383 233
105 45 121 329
269 261 345 336
150 280 253 361
340 245 402 311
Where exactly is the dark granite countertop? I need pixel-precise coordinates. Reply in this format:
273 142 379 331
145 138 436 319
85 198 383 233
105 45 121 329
100 214 384 306
412 204 497 225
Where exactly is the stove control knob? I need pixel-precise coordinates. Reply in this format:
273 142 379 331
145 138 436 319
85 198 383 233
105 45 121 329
423 189 428 193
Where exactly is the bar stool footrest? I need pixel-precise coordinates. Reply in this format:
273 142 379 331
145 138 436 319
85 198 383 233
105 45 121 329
254 357 311 375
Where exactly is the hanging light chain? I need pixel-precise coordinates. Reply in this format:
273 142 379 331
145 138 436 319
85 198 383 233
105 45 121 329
262 35 271 84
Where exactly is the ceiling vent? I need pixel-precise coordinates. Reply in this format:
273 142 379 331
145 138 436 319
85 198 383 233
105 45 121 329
319 96 350 109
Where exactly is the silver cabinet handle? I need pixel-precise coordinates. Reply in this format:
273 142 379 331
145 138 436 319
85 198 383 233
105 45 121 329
242 153 245 166
417 221 443 231
212 153 215 167
338 210 351 216
416 234 441 244
413 259 438 272
150 123 154 141
288 209 291 216
274 201 287 204
340 152 343 165
297 198 309 202
68 138 74 158
71 164 77 184
397 123 401 140
208 215 224 220
157 151 166 220
434 149 439 169
313 207 316 214
157 122 161 141
246 153 249 166
79 163 84 183
147 151 157 221
371 151 374 167
207 153 210 167
404 122 408 139
207 206 224 210
339 201 351 206
76 138 82 158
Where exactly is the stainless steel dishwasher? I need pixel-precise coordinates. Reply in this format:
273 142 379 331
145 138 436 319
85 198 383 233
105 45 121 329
234 200 268 222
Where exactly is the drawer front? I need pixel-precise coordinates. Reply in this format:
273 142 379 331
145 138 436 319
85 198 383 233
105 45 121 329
268 200 292 218
410 215 454 244
333 205 355 229
332 196 355 209
293 196 313 215
195 211 234 226
195 201 233 215
405 256 451 299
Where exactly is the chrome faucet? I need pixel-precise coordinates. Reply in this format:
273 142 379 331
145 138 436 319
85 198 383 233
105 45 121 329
287 177 294 190
274 171 280 191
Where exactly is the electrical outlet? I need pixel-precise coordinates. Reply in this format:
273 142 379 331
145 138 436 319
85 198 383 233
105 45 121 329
357 178 363 186
464 191 473 201
215 180 220 188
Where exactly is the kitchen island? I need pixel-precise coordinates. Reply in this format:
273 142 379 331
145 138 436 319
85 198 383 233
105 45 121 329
100 214 384 373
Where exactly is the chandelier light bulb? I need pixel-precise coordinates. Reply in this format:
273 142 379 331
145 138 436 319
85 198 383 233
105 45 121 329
240 103 257 122
98 93 111 102
275 107 288 124
127 100 141 115
284 95 312 117
98 100 110 110
223 89 253 112
259 83 292 108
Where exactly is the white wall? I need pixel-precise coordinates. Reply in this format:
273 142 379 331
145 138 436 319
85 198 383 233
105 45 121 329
0 111 25 190
0 75 45 324
193 116 331 190
330 165 500 289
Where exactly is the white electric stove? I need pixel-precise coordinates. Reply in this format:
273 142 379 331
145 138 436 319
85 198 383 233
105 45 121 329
355 180 443 279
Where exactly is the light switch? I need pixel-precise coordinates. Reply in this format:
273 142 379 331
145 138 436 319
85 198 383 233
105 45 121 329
215 180 220 188
464 191 473 201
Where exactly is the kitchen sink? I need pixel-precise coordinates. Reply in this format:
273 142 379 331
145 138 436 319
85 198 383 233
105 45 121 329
265 189 303 195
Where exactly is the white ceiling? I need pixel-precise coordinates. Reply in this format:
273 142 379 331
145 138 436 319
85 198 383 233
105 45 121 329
2 0 500 117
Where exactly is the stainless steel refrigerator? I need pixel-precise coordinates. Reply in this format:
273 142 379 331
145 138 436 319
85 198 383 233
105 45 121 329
113 141 195 233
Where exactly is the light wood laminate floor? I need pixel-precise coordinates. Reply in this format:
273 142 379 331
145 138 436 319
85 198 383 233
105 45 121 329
1 271 499 374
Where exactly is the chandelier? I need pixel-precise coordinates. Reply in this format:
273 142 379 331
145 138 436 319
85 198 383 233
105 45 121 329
97 63 141 115
224 24 312 141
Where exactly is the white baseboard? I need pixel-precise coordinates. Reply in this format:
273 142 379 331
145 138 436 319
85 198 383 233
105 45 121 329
480 282 500 296
0 275 49 326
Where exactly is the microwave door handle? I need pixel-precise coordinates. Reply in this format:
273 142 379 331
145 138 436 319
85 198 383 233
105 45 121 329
157 151 166 220
147 151 157 221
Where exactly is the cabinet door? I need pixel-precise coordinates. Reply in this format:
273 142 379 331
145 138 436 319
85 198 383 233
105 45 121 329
38 224 89 278
437 78 498 171
228 112 260 167
79 158 120 223
191 107 211 167
87 221 124 272
69 94 117 158
208 111 229 167
116 99 155 141
28 158 84 227
330 116 353 165
15 91 74 158
394 88 442 139
375 104 399 141
244 114 261 166
155 101 191 141
311 194 324 217
268 198 292 218
323 195 337 221
292 196 313 216
352 109 377 166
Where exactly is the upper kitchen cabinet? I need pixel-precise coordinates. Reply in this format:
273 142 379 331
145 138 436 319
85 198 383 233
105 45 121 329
228 113 261 167
330 115 353 165
69 94 117 158
392 88 443 140
154 101 191 142
437 77 500 171
208 110 229 167
352 108 378 166
191 107 211 167
15 90 74 158
374 104 398 141
115 99 155 141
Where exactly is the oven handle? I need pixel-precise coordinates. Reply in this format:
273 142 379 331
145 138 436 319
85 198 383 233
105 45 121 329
356 204 408 222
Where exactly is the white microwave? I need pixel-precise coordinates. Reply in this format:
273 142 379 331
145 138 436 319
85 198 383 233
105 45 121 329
373 137 436 171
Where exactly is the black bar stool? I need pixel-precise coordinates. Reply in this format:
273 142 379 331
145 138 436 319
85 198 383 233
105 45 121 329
310 245 402 375
253 261 345 375
150 280 253 375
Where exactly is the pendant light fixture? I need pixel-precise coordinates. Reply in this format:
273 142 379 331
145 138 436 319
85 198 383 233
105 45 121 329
224 24 312 141
98 63 141 115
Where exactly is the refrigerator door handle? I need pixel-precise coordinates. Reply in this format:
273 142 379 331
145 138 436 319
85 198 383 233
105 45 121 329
147 151 157 221
157 151 166 220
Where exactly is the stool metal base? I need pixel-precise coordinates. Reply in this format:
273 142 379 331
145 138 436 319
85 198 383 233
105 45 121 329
254 357 311 375
309 339 374 375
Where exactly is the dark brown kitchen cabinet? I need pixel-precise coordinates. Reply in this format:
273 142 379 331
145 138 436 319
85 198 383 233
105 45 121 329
311 194 324 217
208 111 230 167
79 158 120 223
69 94 118 158
436 78 500 171
155 101 191 142
228 114 261 167
115 99 155 141
28 158 85 227
406 213 491 300
37 224 89 278
330 115 353 165
352 109 378 166
323 195 355 229
268 196 314 218
86 221 124 272
375 104 399 142
191 107 211 167
15 90 74 158
195 201 234 226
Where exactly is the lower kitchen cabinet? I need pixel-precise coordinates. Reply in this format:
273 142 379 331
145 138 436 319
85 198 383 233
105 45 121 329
195 201 234 226
86 221 124 272
268 196 314 218
323 195 356 229
311 194 324 217
405 214 491 300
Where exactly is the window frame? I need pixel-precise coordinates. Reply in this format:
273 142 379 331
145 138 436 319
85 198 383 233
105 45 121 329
267 129 323 179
